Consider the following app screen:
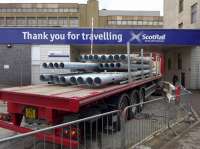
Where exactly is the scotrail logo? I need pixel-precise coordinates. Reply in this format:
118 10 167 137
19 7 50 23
130 32 166 43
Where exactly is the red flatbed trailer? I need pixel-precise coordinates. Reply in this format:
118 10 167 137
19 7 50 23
0 75 162 148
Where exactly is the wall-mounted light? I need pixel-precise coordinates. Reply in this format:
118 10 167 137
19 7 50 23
7 44 12 48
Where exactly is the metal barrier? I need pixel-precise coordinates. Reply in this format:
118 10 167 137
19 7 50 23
0 91 194 149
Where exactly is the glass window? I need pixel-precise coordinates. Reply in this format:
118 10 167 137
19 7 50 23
147 21 153 25
127 20 132 25
6 17 16 25
121 20 127 25
179 0 184 13
27 17 37 26
117 20 121 25
108 20 112 25
59 8 64 12
42 8 48 12
63 8 69 12
69 8 75 12
53 9 59 12
143 20 148 25
153 20 159 25
137 20 143 25
16 8 22 12
58 17 68 26
69 17 79 27
0 17 5 25
16 17 26 26
21 8 27 12
191 3 198 24
37 17 47 26
48 17 58 26
2 8 6 12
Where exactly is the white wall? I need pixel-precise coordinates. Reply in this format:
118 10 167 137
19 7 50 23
190 46 200 89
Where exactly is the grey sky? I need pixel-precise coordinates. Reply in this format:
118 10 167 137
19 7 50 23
1 0 163 15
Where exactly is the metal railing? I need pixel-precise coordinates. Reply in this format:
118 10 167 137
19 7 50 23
0 91 194 149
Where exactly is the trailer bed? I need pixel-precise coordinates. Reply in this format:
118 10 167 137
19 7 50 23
0 75 161 113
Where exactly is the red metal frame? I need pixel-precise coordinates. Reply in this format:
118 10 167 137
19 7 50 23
79 75 162 105
0 120 79 148
0 91 80 112
0 73 162 147
0 75 161 124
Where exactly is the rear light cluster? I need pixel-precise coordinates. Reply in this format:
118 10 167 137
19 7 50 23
0 113 11 121
64 126 79 140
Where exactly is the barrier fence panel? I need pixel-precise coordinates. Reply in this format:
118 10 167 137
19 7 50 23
121 97 169 149
121 88 192 149
0 89 193 149
0 110 122 149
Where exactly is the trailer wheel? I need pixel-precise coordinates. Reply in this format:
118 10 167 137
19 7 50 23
106 93 129 132
138 88 145 112
118 93 129 111
129 90 140 118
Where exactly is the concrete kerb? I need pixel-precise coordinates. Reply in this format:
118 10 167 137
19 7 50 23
160 106 200 149
130 99 200 149
160 120 200 149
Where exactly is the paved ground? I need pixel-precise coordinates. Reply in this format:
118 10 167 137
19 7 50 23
160 90 200 149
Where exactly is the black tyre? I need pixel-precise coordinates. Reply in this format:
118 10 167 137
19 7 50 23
105 93 129 132
118 93 129 110
129 90 140 118
138 88 145 112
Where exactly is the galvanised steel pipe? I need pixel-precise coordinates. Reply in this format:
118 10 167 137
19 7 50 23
69 73 94 85
104 63 110 69
59 62 99 70
114 54 120 61
94 55 101 61
69 76 77 85
60 76 72 84
120 54 127 61
99 63 104 69
108 55 114 61
42 62 49 69
131 57 152 63
84 73 108 86
84 55 89 61
93 70 151 87
120 54 150 61
101 55 110 61
77 77 85 85
69 74 92 85
54 62 64 69
48 62 54 69
110 63 115 68
79 55 85 61
115 63 150 70
88 55 94 61
76 73 100 85
86 77 94 86
40 74 52 82
85 73 120 86
93 72 128 87
52 75 60 83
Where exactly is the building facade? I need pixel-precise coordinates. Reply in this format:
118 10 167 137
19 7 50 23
0 0 163 28
0 0 163 86
164 0 200 89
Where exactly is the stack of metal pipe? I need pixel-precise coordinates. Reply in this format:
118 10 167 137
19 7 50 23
40 53 155 87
